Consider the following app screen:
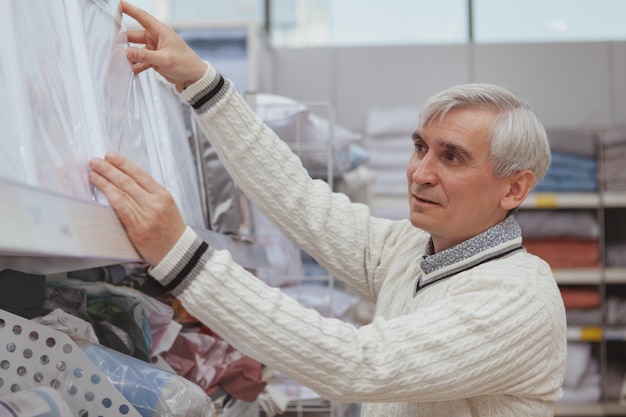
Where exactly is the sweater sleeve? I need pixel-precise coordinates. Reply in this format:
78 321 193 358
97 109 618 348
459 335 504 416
149 232 564 403
175 63 421 301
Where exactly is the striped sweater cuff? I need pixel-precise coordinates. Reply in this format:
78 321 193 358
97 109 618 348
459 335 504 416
149 226 213 296
177 61 231 114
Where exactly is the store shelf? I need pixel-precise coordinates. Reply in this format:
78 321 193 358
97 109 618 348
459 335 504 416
604 402 626 415
605 268 626 284
553 268 602 285
519 191 626 209
0 179 140 274
603 192 626 208
567 326 604 342
567 326 626 342
556 402 626 416
0 178 267 274
373 192 606 212
604 327 626 341
520 192 600 209
556 403 604 416
551 268 626 285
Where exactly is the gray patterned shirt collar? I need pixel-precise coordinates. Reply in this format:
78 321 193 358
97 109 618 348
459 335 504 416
420 215 523 275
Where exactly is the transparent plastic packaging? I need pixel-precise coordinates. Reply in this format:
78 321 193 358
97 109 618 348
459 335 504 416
137 71 206 228
0 0 147 201
253 94 361 179
69 0 153 186
5 0 94 198
0 0 212 228
81 343 214 417
0 1 30 184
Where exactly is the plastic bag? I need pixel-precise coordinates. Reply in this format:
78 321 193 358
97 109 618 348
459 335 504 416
82 343 213 417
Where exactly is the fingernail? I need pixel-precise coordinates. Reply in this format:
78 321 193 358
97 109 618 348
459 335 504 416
126 47 136 61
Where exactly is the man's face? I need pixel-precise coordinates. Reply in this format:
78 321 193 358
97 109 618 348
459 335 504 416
406 107 513 253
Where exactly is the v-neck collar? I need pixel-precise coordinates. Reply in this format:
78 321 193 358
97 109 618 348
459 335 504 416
415 215 524 294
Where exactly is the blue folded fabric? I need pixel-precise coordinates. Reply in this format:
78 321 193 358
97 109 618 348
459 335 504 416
550 152 597 173
534 152 597 192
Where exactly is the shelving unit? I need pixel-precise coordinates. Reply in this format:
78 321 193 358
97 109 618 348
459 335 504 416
369 187 626 415
520 189 626 415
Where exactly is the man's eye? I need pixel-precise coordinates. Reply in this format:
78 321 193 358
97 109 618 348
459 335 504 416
445 153 459 162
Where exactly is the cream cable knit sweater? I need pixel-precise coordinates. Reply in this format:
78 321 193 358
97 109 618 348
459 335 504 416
149 64 567 416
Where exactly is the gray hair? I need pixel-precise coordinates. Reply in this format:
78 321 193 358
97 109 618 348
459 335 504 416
419 83 551 185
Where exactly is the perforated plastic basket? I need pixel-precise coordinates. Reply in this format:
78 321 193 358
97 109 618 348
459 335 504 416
0 308 141 417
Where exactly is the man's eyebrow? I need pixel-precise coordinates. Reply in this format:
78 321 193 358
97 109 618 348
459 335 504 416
439 140 474 160
412 131 475 160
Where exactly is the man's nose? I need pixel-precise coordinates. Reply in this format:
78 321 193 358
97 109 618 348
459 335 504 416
411 154 438 185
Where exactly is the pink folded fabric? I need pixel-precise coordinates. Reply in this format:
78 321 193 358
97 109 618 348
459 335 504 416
523 238 600 268
560 287 601 310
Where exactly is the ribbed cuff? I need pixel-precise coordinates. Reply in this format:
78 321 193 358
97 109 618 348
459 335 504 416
177 61 219 102
149 226 199 283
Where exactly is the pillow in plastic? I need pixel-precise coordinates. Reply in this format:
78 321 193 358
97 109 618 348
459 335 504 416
82 343 213 417
253 94 363 178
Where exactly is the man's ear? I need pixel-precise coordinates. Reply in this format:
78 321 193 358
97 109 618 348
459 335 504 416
501 169 535 210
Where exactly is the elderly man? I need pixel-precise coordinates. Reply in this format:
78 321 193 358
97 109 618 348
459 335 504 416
89 2 566 416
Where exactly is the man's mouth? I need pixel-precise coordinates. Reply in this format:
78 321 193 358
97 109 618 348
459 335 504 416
414 195 436 204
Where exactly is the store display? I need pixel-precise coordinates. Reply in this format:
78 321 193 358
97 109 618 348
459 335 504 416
2 0 624 415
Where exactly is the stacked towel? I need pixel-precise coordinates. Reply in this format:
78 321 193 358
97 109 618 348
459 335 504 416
535 128 597 192
599 126 626 192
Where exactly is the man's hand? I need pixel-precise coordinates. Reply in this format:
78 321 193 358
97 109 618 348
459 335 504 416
122 1 207 89
89 151 186 266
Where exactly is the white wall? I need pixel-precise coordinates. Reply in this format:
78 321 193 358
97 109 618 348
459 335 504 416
267 41 626 132
613 42 626 124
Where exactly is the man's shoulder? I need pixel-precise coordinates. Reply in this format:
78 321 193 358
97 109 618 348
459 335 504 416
500 248 554 275
465 249 556 291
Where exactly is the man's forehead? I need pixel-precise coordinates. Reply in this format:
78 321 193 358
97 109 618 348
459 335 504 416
423 108 495 138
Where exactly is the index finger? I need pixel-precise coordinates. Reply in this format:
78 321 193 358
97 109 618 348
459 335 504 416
122 0 164 31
